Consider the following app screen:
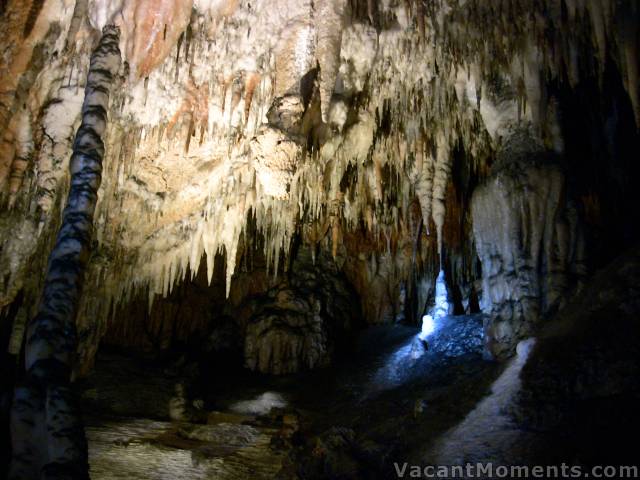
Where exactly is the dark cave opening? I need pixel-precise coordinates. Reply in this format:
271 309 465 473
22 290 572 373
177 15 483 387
555 56 640 269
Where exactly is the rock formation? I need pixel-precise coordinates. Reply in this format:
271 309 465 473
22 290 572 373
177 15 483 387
243 249 358 375
472 127 585 359
0 1 638 478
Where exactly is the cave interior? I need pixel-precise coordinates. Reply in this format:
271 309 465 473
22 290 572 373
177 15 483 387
1 1 639 479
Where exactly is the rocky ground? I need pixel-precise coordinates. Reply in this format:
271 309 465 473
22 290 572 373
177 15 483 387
81 314 504 479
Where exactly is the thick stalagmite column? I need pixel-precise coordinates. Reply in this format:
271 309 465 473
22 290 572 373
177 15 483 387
9 25 121 479
471 128 585 360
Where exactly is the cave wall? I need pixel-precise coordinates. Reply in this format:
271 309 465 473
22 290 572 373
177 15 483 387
92 241 362 376
92 234 426 376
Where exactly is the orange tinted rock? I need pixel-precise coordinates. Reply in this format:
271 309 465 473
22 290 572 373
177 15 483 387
124 0 193 81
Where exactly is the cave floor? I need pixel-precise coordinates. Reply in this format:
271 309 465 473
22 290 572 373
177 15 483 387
82 316 512 479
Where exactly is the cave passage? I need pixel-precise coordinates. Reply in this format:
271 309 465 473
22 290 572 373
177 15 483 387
82 311 495 480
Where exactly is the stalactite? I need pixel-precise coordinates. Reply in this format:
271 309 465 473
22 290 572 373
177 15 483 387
431 134 451 257
124 0 193 81
0 113 18 196
87 0 124 31
9 25 121 480
243 72 261 125
229 73 244 119
273 19 315 99
415 148 435 235
36 85 85 216
619 3 640 127
0 0 637 369
316 0 346 122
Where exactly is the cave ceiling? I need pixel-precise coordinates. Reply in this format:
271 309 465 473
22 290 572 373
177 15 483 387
0 0 637 324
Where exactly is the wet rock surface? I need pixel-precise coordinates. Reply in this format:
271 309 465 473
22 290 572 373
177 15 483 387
86 417 286 480
428 315 484 358
422 246 640 472
424 338 548 467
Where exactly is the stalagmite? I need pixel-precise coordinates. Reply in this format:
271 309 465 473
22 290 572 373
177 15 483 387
471 128 585 359
9 25 121 480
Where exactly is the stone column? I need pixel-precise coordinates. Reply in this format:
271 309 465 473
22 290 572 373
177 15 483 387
472 128 584 359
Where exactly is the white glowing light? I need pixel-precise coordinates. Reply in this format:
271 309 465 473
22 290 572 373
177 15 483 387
421 314 436 337
430 270 449 320
419 270 449 340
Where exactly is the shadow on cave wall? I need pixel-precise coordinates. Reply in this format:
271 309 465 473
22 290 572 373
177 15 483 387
555 57 640 269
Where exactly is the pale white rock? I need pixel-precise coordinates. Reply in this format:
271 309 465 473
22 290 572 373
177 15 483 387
472 129 584 359
339 23 378 94
0 0 632 367
250 127 302 199
316 0 347 122
88 0 125 31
